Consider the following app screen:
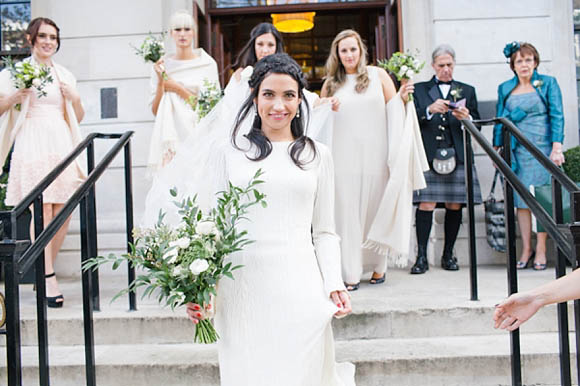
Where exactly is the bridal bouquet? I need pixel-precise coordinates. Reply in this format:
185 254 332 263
83 169 267 344
188 78 223 120
2 56 53 110
133 33 165 63
378 51 424 101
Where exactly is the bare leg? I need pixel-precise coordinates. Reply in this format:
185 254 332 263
42 203 70 303
49 203 71 265
535 232 548 265
516 208 534 262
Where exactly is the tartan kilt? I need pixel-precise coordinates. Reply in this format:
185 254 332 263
413 164 483 205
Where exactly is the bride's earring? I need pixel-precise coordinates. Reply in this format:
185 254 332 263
296 110 300 119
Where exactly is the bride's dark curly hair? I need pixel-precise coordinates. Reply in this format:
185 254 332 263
231 53 316 168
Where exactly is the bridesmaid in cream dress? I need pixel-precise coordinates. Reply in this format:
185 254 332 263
148 10 219 173
321 30 416 290
145 53 354 385
0 18 85 307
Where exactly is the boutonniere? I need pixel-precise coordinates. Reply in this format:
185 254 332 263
449 86 463 102
532 79 543 89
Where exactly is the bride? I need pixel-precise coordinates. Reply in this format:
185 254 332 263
144 53 355 385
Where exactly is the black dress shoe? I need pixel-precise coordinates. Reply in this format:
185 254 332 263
410 246 429 274
441 252 459 271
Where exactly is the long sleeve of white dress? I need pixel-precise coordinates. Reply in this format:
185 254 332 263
312 144 346 296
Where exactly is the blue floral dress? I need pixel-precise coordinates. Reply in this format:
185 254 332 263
506 92 552 208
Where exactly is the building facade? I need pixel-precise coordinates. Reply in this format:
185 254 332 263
1 0 574 273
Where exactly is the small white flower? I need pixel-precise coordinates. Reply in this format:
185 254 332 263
532 80 543 88
171 237 191 250
172 266 182 276
450 90 457 96
241 66 254 81
189 259 210 275
400 65 408 72
32 78 41 88
405 69 415 78
163 247 179 264
197 220 217 236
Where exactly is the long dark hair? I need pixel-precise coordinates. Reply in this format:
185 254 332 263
232 23 285 69
231 53 315 168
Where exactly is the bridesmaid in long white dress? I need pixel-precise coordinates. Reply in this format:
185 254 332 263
182 53 355 386
148 10 219 173
321 30 415 290
0 17 85 307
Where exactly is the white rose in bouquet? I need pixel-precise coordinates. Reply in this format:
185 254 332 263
32 78 41 88
405 69 415 78
197 220 217 236
189 259 210 275
163 247 179 264
172 237 191 249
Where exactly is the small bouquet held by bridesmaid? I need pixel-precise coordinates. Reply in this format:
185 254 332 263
133 33 165 63
2 56 53 110
83 170 267 344
378 51 425 101
188 78 223 120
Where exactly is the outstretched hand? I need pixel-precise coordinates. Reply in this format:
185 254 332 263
493 292 543 331
330 290 352 318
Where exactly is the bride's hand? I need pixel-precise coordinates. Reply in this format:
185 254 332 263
186 302 207 325
330 290 352 318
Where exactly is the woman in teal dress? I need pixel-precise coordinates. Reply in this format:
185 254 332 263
494 41 565 270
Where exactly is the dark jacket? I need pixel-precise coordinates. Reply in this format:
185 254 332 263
493 70 564 147
413 76 480 164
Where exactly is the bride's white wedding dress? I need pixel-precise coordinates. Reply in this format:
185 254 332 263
214 141 355 386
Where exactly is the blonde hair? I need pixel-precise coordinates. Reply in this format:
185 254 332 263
323 29 369 96
169 10 195 31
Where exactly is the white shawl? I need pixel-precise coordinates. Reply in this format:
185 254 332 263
148 48 219 174
361 95 429 267
0 57 86 178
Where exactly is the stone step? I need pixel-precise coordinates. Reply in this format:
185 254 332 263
1 333 576 386
3 267 571 346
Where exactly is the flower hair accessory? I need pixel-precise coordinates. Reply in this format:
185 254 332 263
503 41 520 58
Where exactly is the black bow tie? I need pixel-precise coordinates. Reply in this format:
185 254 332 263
436 79 452 85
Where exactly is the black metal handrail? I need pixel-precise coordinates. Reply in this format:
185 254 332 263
462 116 580 386
0 131 135 386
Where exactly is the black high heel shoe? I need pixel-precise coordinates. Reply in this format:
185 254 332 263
516 251 535 270
45 272 64 308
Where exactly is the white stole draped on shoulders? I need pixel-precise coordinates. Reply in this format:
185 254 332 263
362 94 429 267
0 57 86 178
148 48 219 174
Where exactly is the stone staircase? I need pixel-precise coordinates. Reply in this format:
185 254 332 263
1 266 577 386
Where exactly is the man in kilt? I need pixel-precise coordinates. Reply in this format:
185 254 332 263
411 44 482 274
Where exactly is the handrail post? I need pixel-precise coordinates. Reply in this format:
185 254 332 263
502 128 522 386
124 141 137 311
87 141 100 311
79 195 97 386
1 240 31 386
32 195 50 385
463 122 478 300
552 178 572 385
571 191 580 385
